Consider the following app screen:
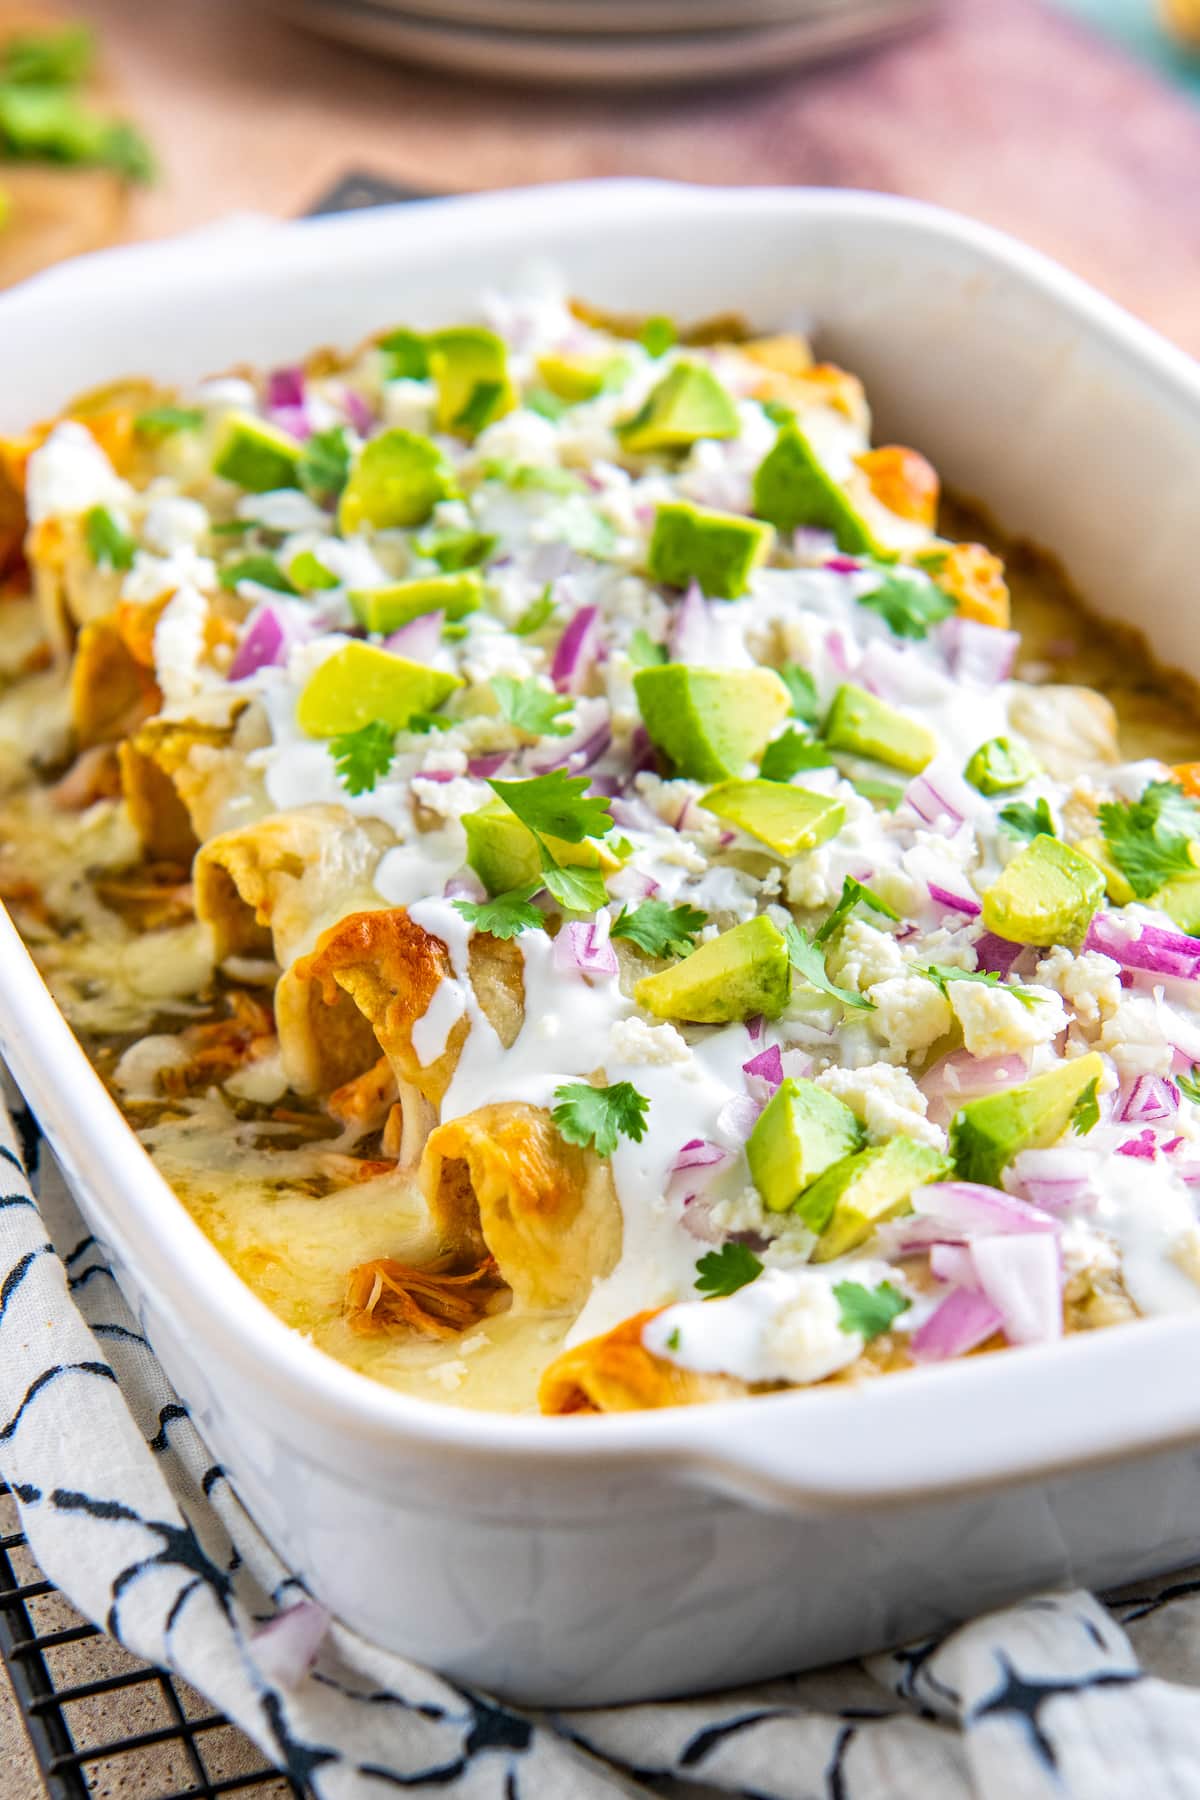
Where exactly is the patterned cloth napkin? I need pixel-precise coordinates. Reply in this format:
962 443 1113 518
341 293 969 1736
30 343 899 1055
4 1075 1200 1798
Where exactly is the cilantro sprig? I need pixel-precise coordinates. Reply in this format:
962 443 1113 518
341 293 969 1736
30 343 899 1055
552 1080 649 1158
759 729 832 782
998 798 1056 841
84 504 134 572
1099 779 1200 899
812 876 900 947
917 964 1040 1011
298 426 352 505
1177 1066 1200 1105
512 588 557 637
1070 1077 1101 1137
487 772 614 914
694 1243 763 1298
783 920 875 1011
834 1279 910 1340
857 570 955 641
493 675 573 739
611 899 708 959
330 720 396 796
452 886 545 941
135 405 204 440
219 554 297 595
778 663 820 723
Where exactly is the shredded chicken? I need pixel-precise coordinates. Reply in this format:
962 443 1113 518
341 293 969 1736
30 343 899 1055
159 990 277 1096
344 1254 504 1338
93 862 195 930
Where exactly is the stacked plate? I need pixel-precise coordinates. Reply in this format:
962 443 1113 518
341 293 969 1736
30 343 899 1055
265 0 940 88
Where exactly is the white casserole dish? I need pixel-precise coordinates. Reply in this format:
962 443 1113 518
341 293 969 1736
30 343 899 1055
4 181 1200 1706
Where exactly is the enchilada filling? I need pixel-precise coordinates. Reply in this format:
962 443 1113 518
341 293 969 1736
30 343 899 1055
2 283 1199 1415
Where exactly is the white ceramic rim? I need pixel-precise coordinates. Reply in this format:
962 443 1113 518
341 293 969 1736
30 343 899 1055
5 179 1200 1511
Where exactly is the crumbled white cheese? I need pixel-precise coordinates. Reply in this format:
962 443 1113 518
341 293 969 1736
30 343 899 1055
948 981 1066 1059
608 1017 692 1067
1036 946 1123 1029
142 495 209 554
868 975 953 1057
382 378 436 435
1099 994 1177 1078
153 584 210 707
816 1061 945 1149
26 421 131 524
826 920 906 993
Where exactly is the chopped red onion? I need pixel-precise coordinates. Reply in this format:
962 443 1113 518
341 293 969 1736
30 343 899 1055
383 610 444 663
419 769 456 783
940 616 1020 687
911 1180 1060 1239
673 1138 732 1173
609 795 663 835
668 582 711 664
904 761 976 835
527 542 576 585
228 605 291 680
745 1014 765 1045
342 385 374 437
266 366 305 410
825 629 852 675
910 1286 1003 1361
972 931 1026 977
1004 1147 1097 1213
444 870 486 902
269 403 312 442
551 605 601 693
781 1048 814 1081
716 1093 764 1145
251 1600 329 1688
971 1232 1062 1345
793 527 837 562
927 882 982 918
608 865 659 902
1085 913 1200 982
530 714 612 777
826 555 860 574
467 752 509 779
553 913 618 979
921 1049 1029 1128
929 1243 978 1290
1119 1074 1179 1123
1116 1130 1158 1161
742 1044 784 1092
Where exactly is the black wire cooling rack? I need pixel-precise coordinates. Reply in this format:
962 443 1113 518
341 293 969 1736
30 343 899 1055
0 171 442 1799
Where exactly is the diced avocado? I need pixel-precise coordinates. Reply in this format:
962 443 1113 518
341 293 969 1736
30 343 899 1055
348 572 483 634
700 778 845 857
212 412 301 493
752 422 887 555
615 361 739 455
981 834 1104 947
535 350 629 404
337 429 459 534
824 683 936 774
1156 871 1200 935
1074 835 1136 907
287 548 339 592
426 327 517 437
634 664 791 783
463 798 612 897
635 914 791 1024
965 736 1039 795
647 500 774 601
950 1051 1105 1188
805 1138 952 1260
296 643 462 738
747 1078 865 1213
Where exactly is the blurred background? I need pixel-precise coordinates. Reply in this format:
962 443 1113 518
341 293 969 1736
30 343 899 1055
0 0 1193 349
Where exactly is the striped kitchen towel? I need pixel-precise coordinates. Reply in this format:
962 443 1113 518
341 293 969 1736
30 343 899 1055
3 1072 1200 1798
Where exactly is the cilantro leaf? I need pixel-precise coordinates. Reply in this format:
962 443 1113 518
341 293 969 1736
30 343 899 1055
524 386 571 422
493 674 574 739
512 587 557 636
329 720 395 796
857 570 955 641
1100 779 1200 899
778 663 819 723
759 728 832 782
918 964 1040 1011
552 1079 649 1157
218 554 297 595
1070 1076 1101 1137
611 899 708 958
288 548 338 591
378 327 428 381
813 876 900 947
407 711 453 734
298 425 352 504
783 920 875 1010
638 316 677 358
1178 1066 1200 1105
488 771 613 844
482 458 583 496
0 86 153 180
84 504 134 572
834 1279 910 1340
998 798 1056 841
416 527 496 572
3 25 93 86
694 1243 763 1298
540 860 610 914
454 379 505 435
762 398 795 428
628 627 667 668
134 405 204 439
453 885 545 940
665 1325 681 1352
